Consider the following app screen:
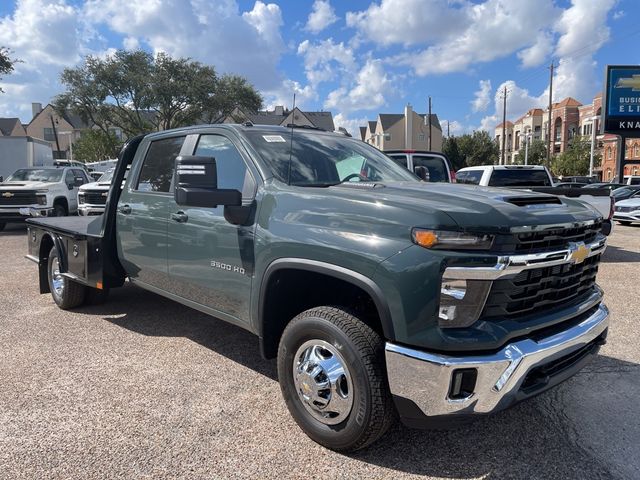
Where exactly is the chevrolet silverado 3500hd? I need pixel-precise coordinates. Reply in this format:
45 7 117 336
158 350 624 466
25 124 609 451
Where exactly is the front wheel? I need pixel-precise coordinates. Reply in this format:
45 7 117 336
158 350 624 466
618 221 632 226
47 247 86 309
277 306 395 452
52 203 67 217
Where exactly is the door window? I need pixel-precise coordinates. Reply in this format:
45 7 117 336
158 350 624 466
136 136 185 193
65 170 75 186
387 154 408 169
195 135 249 193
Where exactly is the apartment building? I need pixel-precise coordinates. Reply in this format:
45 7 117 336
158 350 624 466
360 104 443 152
219 106 335 132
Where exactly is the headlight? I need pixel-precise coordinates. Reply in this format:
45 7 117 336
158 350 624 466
412 228 493 250
36 193 47 205
439 276 491 328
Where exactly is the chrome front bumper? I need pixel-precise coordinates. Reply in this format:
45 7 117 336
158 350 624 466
78 205 105 216
386 303 609 420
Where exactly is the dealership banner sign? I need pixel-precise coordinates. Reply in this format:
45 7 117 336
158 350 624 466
603 65 640 134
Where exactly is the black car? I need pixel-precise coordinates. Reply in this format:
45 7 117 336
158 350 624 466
612 185 640 202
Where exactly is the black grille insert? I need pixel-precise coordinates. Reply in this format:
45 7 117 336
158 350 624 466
80 190 108 205
482 254 600 319
0 190 37 206
494 222 602 254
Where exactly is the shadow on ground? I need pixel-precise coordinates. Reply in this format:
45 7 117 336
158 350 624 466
73 283 632 479
0 223 28 236
601 244 640 263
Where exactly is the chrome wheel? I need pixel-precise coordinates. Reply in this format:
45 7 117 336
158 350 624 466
51 256 64 297
293 339 354 425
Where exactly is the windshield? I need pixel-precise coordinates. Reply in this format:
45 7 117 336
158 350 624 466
6 169 64 182
613 187 634 198
244 130 418 186
488 169 552 187
98 169 115 183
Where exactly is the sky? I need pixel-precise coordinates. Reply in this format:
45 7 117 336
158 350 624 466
0 0 638 137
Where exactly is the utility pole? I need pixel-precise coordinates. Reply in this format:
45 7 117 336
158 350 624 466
447 121 450 138
546 62 555 163
500 85 508 165
428 96 432 150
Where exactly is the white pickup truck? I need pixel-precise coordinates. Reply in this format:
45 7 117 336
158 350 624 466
455 165 613 234
0 167 90 231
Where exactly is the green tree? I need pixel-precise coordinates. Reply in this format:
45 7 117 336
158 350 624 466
514 138 547 165
0 47 19 93
442 136 465 170
55 49 262 137
457 130 500 167
551 138 599 176
72 130 120 163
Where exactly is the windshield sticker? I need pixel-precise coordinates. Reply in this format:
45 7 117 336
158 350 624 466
263 135 287 143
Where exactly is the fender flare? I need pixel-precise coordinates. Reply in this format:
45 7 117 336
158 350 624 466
257 258 395 340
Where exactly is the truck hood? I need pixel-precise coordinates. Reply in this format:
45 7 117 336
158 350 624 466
79 181 110 192
0 181 58 190
327 181 601 233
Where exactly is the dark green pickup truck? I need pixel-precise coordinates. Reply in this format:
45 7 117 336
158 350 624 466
25 124 609 451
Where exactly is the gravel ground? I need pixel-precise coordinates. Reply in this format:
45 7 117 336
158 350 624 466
0 223 638 480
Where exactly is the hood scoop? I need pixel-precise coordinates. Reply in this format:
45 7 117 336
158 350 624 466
506 196 562 207
336 182 385 189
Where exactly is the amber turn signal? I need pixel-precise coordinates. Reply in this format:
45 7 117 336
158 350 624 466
412 229 438 248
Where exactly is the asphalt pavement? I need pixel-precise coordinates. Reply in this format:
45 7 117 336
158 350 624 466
0 222 638 479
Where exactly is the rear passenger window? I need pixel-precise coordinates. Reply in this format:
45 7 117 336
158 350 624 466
388 154 408 168
136 136 185 192
195 135 249 192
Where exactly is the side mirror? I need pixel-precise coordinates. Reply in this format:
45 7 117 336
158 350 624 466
67 182 74 190
174 155 242 208
74 177 84 187
414 166 430 182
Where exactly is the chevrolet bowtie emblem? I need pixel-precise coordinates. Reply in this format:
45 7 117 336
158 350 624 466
568 242 590 265
2 192 14 198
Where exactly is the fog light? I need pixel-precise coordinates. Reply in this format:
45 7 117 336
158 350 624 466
449 368 478 400
439 277 491 328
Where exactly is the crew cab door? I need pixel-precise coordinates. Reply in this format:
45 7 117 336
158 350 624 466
166 133 257 324
116 135 187 289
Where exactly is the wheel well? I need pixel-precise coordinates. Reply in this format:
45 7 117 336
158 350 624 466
53 197 68 211
260 268 384 359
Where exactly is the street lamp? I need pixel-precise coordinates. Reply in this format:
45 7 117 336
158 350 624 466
58 131 74 161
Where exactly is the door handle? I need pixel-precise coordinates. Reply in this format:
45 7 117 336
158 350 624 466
120 204 132 214
171 211 188 223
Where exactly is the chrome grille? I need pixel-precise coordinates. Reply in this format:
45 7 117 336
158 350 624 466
0 190 37 206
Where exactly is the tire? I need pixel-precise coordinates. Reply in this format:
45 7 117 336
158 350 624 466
277 306 395 452
0 222 5 232
47 247 86 309
85 286 110 305
53 203 67 217
618 221 632 226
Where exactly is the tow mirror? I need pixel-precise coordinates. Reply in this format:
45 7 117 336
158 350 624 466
414 166 430 182
174 155 241 208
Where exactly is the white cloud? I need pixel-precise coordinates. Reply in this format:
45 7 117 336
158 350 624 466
392 0 558 75
471 80 492 113
479 80 545 132
346 0 466 47
613 10 624 20
305 0 338 34
550 0 615 103
0 0 85 121
324 59 391 114
262 78 317 110
333 113 370 137
517 31 553 68
297 38 356 88
84 0 285 90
